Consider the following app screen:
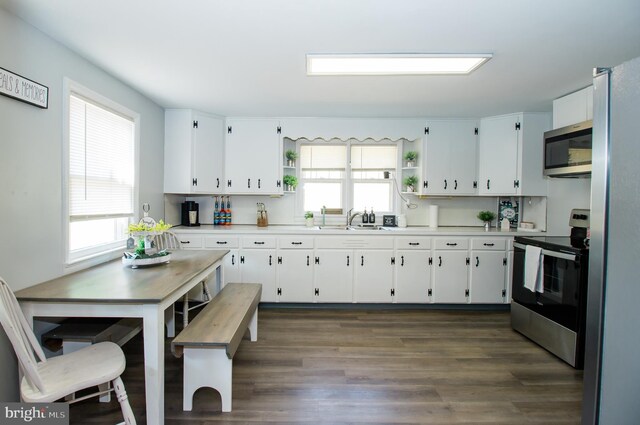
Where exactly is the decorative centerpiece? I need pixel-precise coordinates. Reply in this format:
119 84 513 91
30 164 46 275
122 219 173 268
477 210 497 231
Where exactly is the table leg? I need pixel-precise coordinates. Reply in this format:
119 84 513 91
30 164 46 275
142 305 164 425
165 304 175 338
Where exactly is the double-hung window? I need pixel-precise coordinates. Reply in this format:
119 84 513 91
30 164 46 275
298 140 398 216
66 83 138 264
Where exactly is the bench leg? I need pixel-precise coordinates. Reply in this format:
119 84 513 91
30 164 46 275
248 309 258 342
183 348 233 412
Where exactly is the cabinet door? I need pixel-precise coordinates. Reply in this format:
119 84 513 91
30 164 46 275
395 250 431 303
192 113 224 193
422 122 451 195
223 249 241 287
432 251 469 303
314 250 353 303
164 109 195 194
225 119 282 194
240 249 277 302
449 120 478 195
278 250 314 302
354 250 395 302
469 251 507 303
478 115 519 195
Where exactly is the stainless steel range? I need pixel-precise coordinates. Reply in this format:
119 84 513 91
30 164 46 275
511 209 590 368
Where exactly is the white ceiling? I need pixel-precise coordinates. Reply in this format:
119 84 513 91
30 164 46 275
2 0 639 118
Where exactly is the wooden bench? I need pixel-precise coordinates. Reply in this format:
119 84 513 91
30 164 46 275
171 282 262 412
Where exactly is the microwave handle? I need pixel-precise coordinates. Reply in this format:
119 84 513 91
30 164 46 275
513 242 577 262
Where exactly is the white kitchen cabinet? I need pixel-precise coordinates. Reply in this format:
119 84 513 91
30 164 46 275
469 251 507 303
432 238 469 303
477 113 550 196
225 118 282 194
204 236 240 287
313 250 353 302
277 250 314 302
354 250 395 303
164 110 224 194
421 120 478 195
553 86 594 129
239 236 277 302
394 237 432 303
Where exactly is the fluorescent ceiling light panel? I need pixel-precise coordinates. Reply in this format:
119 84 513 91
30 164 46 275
306 54 492 76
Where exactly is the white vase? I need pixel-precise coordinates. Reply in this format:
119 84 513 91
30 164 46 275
305 217 314 227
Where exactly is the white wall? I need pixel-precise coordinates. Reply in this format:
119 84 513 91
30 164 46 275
0 8 165 401
545 178 591 235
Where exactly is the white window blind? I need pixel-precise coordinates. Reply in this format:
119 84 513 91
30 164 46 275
300 145 347 211
69 94 135 220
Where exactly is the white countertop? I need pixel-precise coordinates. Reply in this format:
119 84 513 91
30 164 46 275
171 224 545 236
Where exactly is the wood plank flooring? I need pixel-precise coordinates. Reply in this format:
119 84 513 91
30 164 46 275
71 308 583 424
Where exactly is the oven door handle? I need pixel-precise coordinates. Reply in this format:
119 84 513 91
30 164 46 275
513 242 577 261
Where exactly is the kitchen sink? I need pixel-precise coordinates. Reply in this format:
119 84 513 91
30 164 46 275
317 225 387 231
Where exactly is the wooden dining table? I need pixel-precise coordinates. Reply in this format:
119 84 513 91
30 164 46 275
15 249 228 425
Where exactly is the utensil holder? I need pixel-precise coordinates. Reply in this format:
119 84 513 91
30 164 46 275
257 213 268 227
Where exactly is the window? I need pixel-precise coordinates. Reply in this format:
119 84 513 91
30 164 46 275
65 84 138 264
300 144 346 212
298 141 398 215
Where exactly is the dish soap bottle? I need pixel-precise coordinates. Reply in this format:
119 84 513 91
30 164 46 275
369 208 375 224
362 208 369 224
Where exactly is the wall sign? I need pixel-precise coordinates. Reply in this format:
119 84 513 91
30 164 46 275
0 66 49 109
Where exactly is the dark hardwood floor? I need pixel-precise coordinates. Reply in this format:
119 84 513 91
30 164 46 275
71 308 583 424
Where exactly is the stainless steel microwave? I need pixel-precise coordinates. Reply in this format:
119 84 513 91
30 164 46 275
543 120 592 177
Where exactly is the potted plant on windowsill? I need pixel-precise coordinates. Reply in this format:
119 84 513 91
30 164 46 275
477 210 497 231
404 151 418 167
285 150 298 167
304 211 314 227
283 175 298 192
403 175 418 192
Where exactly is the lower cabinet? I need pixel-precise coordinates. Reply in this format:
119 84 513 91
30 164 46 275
353 250 395 303
176 231 513 305
277 250 314 302
314 250 353 302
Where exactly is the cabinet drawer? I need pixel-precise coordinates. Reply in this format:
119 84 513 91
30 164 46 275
315 236 394 249
278 236 314 249
176 235 203 248
241 236 277 249
395 237 432 250
204 236 239 249
470 238 507 251
434 238 469 250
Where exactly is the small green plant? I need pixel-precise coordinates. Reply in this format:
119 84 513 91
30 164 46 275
403 175 418 190
285 150 298 161
304 211 314 219
477 210 497 223
283 174 298 188
404 151 418 162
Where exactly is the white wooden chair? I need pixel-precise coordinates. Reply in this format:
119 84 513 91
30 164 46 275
154 232 213 329
0 277 136 425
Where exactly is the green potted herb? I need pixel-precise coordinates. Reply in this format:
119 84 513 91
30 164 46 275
283 174 298 191
304 211 314 227
403 175 418 192
477 210 497 230
404 151 418 167
285 150 298 167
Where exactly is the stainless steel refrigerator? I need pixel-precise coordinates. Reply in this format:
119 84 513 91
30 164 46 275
583 56 640 424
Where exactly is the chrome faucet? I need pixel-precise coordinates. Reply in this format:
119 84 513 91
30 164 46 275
321 205 326 226
347 208 362 226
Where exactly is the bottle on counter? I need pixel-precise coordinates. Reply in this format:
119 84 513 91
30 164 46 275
225 196 232 225
369 208 375 224
362 208 369 224
214 196 220 225
219 198 226 226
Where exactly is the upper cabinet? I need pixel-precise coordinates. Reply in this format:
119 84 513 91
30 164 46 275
421 120 478 195
477 113 550 196
164 110 224 194
553 86 594 129
225 118 283 195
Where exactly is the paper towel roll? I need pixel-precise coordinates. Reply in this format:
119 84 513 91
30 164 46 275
429 205 439 228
